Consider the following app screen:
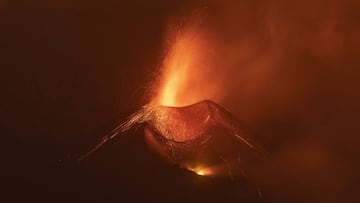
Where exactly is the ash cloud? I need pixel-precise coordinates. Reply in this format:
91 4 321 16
172 0 360 202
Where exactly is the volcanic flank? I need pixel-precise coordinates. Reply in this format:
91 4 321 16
82 100 265 179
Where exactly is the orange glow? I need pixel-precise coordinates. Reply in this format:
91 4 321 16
186 163 214 176
195 170 205 176
156 36 192 106
151 20 222 107
189 167 212 176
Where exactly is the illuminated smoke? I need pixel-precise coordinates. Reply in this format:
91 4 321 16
82 1 359 201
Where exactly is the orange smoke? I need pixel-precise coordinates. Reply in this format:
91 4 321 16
151 19 222 107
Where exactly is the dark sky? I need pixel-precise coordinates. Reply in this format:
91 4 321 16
1 0 360 202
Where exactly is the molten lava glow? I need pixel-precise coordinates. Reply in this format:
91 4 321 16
151 21 221 107
195 170 205 176
157 38 192 106
189 167 212 176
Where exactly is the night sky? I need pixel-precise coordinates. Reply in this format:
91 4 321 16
2 0 360 202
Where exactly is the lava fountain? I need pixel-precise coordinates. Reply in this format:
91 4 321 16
150 17 221 107
81 18 265 180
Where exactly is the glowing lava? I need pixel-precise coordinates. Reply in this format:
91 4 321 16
151 20 220 107
188 167 212 176
155 35 193 106
195 170 205 176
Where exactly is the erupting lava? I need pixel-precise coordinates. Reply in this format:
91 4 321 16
151 20 220 107
81 19 265 180
153 34 193 106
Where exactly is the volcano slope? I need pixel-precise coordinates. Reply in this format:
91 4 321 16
82 100 265 179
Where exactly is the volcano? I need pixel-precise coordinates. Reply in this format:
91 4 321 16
82 100 265 179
